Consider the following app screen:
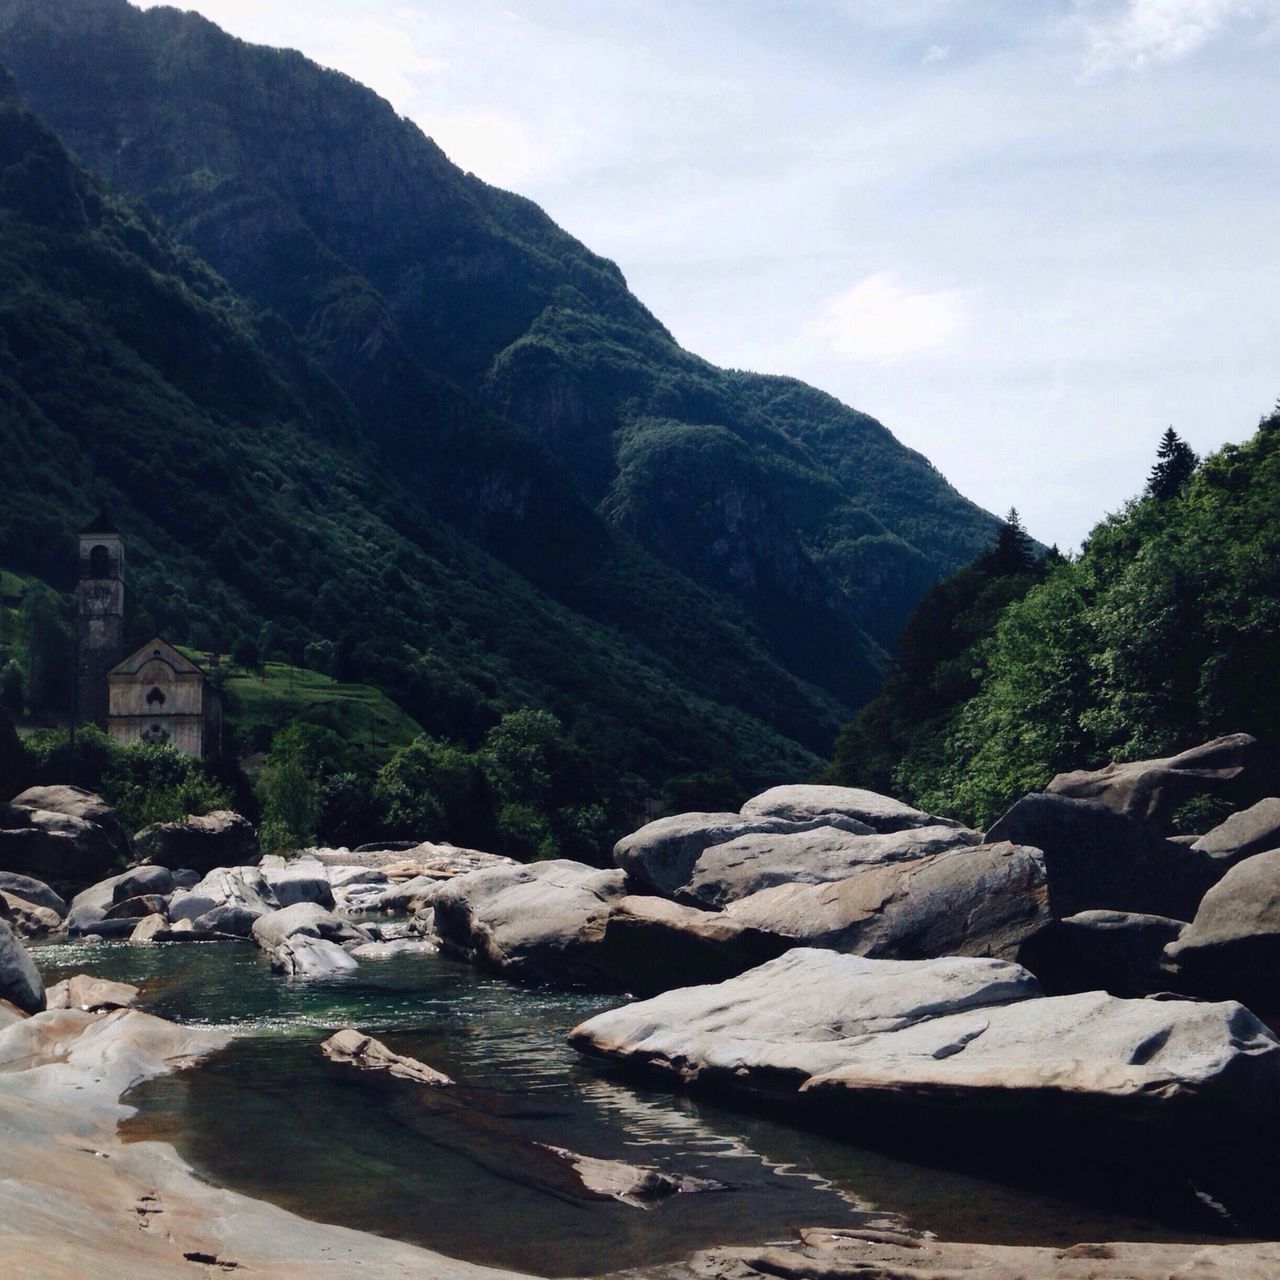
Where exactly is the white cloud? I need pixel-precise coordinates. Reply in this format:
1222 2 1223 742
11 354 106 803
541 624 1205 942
922 42 952 64
1082 0 1271 74
811 273 968 364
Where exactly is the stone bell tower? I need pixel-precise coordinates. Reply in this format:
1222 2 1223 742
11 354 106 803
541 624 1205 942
76 514 125 727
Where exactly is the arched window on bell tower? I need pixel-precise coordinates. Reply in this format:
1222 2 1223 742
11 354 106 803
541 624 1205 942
89 544 111 579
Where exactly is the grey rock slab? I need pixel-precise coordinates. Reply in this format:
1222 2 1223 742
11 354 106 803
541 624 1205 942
987 792 1217 920
800 989 1280 1123
724 842 1049 963
569 948 1040 1100
111 864 174 903
614 811 874 900
258 854 334 908
682 824 981 909
191 904 263 937
45 975 139 1012
269 935 359 978
251 902 363 951
0 872 66 916
133 810 259 874
1192 798 1280 865
1046 733 1280 830
169 867 276 924
434 859 628 988
741 784 960 833
0 918 43 1014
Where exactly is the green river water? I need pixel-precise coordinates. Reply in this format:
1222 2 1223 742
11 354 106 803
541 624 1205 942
33 940 1243 1277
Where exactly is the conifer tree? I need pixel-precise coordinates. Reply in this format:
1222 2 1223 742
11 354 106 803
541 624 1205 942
989 508 1035 575
1146 427 1199 499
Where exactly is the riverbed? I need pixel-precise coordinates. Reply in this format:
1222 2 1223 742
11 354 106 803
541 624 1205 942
33 940 1236 1277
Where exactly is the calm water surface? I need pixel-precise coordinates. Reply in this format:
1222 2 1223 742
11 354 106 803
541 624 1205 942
34 940 1240 1276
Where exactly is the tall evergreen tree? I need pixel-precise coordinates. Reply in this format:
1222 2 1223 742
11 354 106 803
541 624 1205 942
988 508 1035 575
1146 428 1199 499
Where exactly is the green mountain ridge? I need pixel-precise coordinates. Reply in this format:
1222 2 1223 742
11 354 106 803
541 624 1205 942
0 0 1000 694
0 77 829 816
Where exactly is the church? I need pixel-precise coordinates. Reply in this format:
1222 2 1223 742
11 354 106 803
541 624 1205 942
76 516 221 759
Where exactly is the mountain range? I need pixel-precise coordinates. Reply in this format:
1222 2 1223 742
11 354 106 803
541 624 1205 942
0 0 1000 810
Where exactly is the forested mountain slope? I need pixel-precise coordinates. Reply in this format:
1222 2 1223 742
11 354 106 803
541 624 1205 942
828 418 1280 826
0 0 1000 696
0 73 834 816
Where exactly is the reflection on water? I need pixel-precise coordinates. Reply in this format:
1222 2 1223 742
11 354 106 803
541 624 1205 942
34 941 1236 1277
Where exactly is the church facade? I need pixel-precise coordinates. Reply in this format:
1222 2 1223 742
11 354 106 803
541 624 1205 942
76 517 220 759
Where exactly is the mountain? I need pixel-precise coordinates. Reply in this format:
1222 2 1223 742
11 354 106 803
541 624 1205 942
0 0 1000 705
0 71 833 815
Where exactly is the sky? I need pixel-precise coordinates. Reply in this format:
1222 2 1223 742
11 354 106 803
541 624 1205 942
137 0 1280 550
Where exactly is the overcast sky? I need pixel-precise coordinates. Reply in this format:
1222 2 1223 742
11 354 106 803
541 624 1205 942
139 0 1280 549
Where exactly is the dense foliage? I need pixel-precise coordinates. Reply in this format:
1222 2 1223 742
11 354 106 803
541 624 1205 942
828 417 1280 827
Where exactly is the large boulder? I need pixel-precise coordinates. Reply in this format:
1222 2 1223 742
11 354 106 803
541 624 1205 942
110 864 174 903
1017 910 1185 997
252 902 364 977
0 918 43 1013
65 870 135 935
168 866 276 934
133 810 259 874
1166 847 1280 1005
570 949 1280 1129
258 854 334 908
0 871 65 916
986 793 1217 920
0 890 62 939
740 784 960 833
1191 798 1280 866
1046 734 1280 830
614 811 874 900
724 842 1048 962
434 859 629 988
681 824 981 909
570 949 1039 1100
0 786 125 884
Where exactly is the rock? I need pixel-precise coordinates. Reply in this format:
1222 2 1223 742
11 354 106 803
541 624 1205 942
103 894 167 921
0 919 43 1013
1192 797 1280 865
349 938 438 959
65 871 134 935
307 842 517 881
986 793 1217 920
614 811 874 900
250 901 363 950
272 935 360 977
1017 910 1185 997
1166 847 1280 1005
168 867 275 926
327 864 390 912
129 913 168 944
1046 733 1280 830
534 1143 727 1208
171 867 201 888
570 949 1039 1099
45 975 139 1011
589 895 792 996
191 903 263 936
800 989 1280 1126
0 786 125 884
111 864 174 903
0 871 66 916
681 824 981 909
374 874 443 916
258 854 334 908
433 859 628 988
741 784 959 833
0 997 27 1029
133 810 259 874
321 1028 455 1086
571 948 1280 1129
724 842 1049 963
0 890 62 938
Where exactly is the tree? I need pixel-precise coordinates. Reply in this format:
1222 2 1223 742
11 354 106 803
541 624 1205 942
230 632 261 673
1146 427 1199 500
987 508 1035 576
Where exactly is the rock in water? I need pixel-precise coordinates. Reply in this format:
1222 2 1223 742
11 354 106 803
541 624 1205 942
252 902 364 977
740 784 960 833
724 842 1048 962
133 810 259 874
433 859 628 988
1046 734 1280 830
45 975 139 1011
258 854 334 908
987 793 1217 920
321 1029 455 1086
681 824 981 909
0 919 43 1013
570 948 1280 1128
